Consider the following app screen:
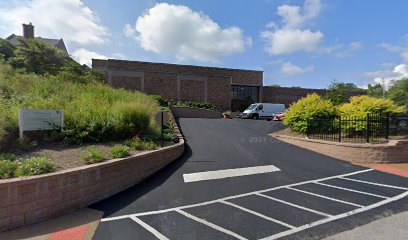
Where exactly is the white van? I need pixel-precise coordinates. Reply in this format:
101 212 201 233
242 103 285 120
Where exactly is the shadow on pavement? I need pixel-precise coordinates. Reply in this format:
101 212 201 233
89 144 192 217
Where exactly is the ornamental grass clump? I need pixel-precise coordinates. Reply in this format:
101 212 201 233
0 61 160 147
81 147 105 164
110 145 130 158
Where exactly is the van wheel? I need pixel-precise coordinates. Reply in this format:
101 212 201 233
252 114 259 120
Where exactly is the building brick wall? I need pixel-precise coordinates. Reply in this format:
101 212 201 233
111 76 142 91
170 107 221 119
263 87 328 107
180 80 205 103
144 72 178 100
207 76 231 110
263 86 366 107
92 59 263 111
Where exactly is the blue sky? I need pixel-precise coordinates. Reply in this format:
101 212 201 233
1 0 408 89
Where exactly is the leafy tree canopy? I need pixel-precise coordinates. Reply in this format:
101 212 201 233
367 83 384 98
324 81 363 105
0 39 15 61
388 78 408 107
10 37 69 75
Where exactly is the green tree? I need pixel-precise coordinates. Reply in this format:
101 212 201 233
0 39 15 61
367 83 384 98
387 78 408 107
10 37 69 75
268 84 281 87
324 81 362 105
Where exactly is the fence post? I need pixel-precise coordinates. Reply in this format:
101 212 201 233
366 114 370 143
338 117 342 142
161 111 164 148
385 113 389 140
306 120 310 138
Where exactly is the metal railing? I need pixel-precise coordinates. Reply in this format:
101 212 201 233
306 114 408 143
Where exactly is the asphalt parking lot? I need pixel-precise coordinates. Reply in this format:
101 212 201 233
91 118 408 240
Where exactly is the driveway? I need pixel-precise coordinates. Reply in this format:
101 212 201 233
92 118 408 240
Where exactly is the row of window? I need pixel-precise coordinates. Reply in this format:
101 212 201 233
231 85 259 102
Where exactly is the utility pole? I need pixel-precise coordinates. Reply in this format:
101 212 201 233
381 77 386 98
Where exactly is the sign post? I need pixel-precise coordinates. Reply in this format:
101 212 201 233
18 109 64 140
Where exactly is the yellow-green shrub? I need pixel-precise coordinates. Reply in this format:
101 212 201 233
339 95 405 117
283 93 338 133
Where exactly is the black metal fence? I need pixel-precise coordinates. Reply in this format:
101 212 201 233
307 114 408 143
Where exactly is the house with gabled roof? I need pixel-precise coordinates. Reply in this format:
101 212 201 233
6 23 68 54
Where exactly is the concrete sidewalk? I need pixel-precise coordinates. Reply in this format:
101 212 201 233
323 211 408 240
0 208 103 240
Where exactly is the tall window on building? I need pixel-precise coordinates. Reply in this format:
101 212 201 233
231 85 259 111
231 85 259 102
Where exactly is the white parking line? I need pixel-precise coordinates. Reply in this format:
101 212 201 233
314 182 388 199
175 209 248 240
260 190 408 240
340 177 408 190
183 165 281 183
101 169 373 222
255 193 332 217
287 187 364 207
220 200 295 229
130 216 169 240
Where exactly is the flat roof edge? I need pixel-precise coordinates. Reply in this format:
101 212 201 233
91 58 263 73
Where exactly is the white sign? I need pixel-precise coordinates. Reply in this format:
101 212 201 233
19 109 64 139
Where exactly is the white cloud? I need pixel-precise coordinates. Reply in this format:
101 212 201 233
262 29 323 55
349 42 363 50
379 41 408 64
281 62 314 75
401 51 408 63
277 0 321 29
261 0 324 55
124 3 250 63
363 64 408 90
72 48 108 66
0 0 108 45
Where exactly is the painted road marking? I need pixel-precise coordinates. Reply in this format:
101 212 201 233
130 216 169 240
341 177 408 190
183 165 281 183
175 209 248 240
259 190 408 240
315 182 388 199
255 193 332 218
287 187 364 208
220 200 295 229
101 169 374 222
104 169 408 240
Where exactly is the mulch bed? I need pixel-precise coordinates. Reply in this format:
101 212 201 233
6 140 176 171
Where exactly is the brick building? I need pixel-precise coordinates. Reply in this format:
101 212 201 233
92 59 263 110
263 86 328 107
92 59 365 111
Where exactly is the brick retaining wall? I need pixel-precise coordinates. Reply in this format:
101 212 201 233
170 107 221 119
272 134 408 163
0 112 185 231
